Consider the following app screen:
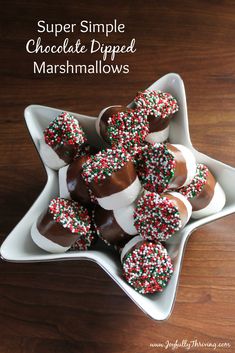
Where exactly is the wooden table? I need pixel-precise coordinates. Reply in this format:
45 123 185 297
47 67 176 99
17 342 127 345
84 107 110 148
1 1 235 352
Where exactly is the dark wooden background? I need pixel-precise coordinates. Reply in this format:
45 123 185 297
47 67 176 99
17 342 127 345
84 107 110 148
1 1 235 352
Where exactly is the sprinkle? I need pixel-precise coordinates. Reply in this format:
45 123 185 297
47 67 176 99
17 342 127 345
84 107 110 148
82 147 132 184
178 164 209 199
134 192 181 241
74 143 91 160
70 228 95 251
135 143 176 193
106 110 149 154
49 198 91 235
44 112 87 148
122 241 174 294
134 90 179 120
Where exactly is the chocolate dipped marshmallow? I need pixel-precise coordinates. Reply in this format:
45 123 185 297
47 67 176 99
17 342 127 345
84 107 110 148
121 236 174 294
31 198 91 253
178 164 226 219
82 147 142 210
39 112 87 170
134 191 192 241
135 142 197 193
96 105 129 143
93 202 138 248
59 153 94 206
96 107 149 154
134 89 179 143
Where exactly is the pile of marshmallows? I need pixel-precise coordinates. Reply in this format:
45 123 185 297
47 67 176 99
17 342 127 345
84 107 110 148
31 89 226 295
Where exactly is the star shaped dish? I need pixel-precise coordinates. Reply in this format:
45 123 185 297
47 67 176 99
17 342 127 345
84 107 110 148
1 73 235 321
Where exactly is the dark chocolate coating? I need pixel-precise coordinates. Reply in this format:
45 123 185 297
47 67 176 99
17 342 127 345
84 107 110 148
37 211 80 248
53 142 80 164
93 206 133 248
167 143 187 188
148 114 173 133
89 160 137 198
99 105 132 143
190 170 216 211
67 155 91 205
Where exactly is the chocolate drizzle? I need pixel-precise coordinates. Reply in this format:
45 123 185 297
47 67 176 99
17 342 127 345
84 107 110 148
93 206 133 248
37 210 79 248
90 160 137 198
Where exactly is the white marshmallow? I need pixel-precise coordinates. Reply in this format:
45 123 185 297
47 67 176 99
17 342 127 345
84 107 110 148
120 235 143 263
145 125 169 144
96 177 141 210
191 182 226 219
39 137 67 170
31 220 70 253
113 203 138 236
58 165 71 199
171 144 197 187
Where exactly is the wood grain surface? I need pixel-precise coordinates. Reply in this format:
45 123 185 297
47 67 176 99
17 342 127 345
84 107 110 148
1 1 235 352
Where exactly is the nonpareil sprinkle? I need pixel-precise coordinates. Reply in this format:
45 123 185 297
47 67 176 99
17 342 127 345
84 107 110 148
44 112 87 147
135 143 176 193
178 164 209 199
122 241 174 294
49 197 90 235
82 147 132 184
107 110 149 154
134 89 179 120
134 192 181 241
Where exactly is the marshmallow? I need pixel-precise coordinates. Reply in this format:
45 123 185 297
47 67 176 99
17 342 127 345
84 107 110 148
31 198 91 253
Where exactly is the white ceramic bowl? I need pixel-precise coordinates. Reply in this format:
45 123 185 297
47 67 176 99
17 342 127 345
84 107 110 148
1 73 235 321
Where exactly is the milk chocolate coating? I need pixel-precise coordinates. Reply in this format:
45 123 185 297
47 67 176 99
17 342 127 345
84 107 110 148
37 211 80 248
67 155 91 205
99 106 132 143
162 193 189 228
190 170 216 211
94 206 133 248
167 143 187 188
90 160 137 198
